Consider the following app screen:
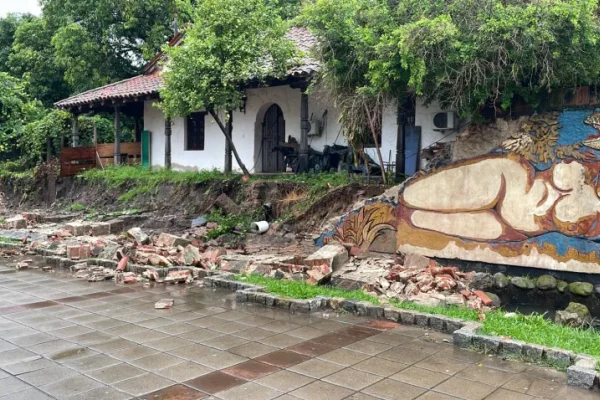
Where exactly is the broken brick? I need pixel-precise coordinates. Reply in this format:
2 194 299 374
473 290 493 307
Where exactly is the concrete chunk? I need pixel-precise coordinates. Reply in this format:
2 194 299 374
304 244 349 271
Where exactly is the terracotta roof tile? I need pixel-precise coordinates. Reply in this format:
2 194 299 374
55 75 163 108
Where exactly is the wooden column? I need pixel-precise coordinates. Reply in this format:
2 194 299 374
298 89 310 173
114 106 121 165
134 117 142 142
71 115 79 147
224 110 233 173
165 117 172 169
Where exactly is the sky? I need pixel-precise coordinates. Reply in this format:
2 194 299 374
0 0 41 17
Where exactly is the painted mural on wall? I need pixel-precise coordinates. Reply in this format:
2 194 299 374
319 109 600 274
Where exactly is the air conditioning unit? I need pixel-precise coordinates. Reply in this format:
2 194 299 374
433 112 457 130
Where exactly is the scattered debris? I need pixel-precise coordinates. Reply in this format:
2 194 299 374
155 299 174 309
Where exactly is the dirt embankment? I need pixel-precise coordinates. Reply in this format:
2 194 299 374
0 175 387 235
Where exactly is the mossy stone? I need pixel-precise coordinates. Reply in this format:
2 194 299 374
511 276 535 290
494 272 510 289
568 282 594 297
536 275 557 290
557 281 568 293
565 302 591 320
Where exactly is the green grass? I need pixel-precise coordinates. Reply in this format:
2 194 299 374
0 236 23 244
235 274 600 360
0 217 6 224
70 203 86 212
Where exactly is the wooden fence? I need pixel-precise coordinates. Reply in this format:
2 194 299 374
60 142 142 177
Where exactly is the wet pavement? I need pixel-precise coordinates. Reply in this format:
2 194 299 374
0 265 597 400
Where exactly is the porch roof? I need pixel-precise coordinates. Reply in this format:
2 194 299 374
55 74 163 109
55 27 320 110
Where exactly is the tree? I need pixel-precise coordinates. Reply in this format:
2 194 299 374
8 17 70 106
303 0 396 183
0 73 43 163
0 14 34 73
160 0 294 176
42 0 188 92
374 0 600 117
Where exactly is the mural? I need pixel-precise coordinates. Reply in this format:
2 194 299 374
320 202 396 251
320 109 600 274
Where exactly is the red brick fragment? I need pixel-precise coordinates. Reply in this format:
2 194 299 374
473 290 493 307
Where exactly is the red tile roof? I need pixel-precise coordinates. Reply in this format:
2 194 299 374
55 75 163 109
56 27 320 109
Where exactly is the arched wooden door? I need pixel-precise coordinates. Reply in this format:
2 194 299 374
261 104 285 172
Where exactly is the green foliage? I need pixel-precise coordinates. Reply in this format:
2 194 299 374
0 73 43 162
306 0 600 119
79 165 232 188
0 13 34 73
205 210 258 240
160 0 294 117
69 203 86 211
8 16 69 105
43 0 187 92
237 274 600 360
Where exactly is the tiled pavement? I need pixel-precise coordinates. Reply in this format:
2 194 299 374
0 266 598 400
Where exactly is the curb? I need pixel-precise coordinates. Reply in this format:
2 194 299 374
205 274 600 391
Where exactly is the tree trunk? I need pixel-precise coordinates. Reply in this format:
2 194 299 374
364 104 387 185
209 109 250 176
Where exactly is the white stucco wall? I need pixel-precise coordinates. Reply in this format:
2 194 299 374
143 87 450 174
414 98 458 168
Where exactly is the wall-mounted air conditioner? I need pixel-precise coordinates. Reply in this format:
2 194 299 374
433 112 457 130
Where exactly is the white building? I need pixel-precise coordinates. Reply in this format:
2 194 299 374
56 27 454 176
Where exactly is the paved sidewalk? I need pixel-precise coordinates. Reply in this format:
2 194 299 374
0 265 597 400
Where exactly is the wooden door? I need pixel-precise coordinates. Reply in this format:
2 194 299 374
262 104 285 172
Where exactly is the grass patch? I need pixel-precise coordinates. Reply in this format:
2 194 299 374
205 210 259 240
235 274 600 360
236 274 380 304
70 203 86 212
0 236 23 244
0 217 5 224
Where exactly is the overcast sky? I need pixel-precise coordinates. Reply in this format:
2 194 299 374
0 0 41 17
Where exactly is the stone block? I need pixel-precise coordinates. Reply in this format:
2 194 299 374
304 244 349 271
414 313 430 328
341 299 356 313
546 348 573 364
367 304 385 319
308 298 323 311
127 227 150 245
65 222 91 236
522 343 545 359
91 222 111 236
444 318 464 333
106 219 125 234
355 301 370 316
399 310 416 325
429 315 447 332
453 329 475 349
254 292 267 305
276 298 291 310
383 307 400 322
264 295 276 307
290 300 311 313
567 365 597 389
501 339 524 356
5 215 26 229
155 232 191 248
473 335 500 352
235 291 248 303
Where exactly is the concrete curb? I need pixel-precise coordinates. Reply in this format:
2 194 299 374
205 274 600 391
